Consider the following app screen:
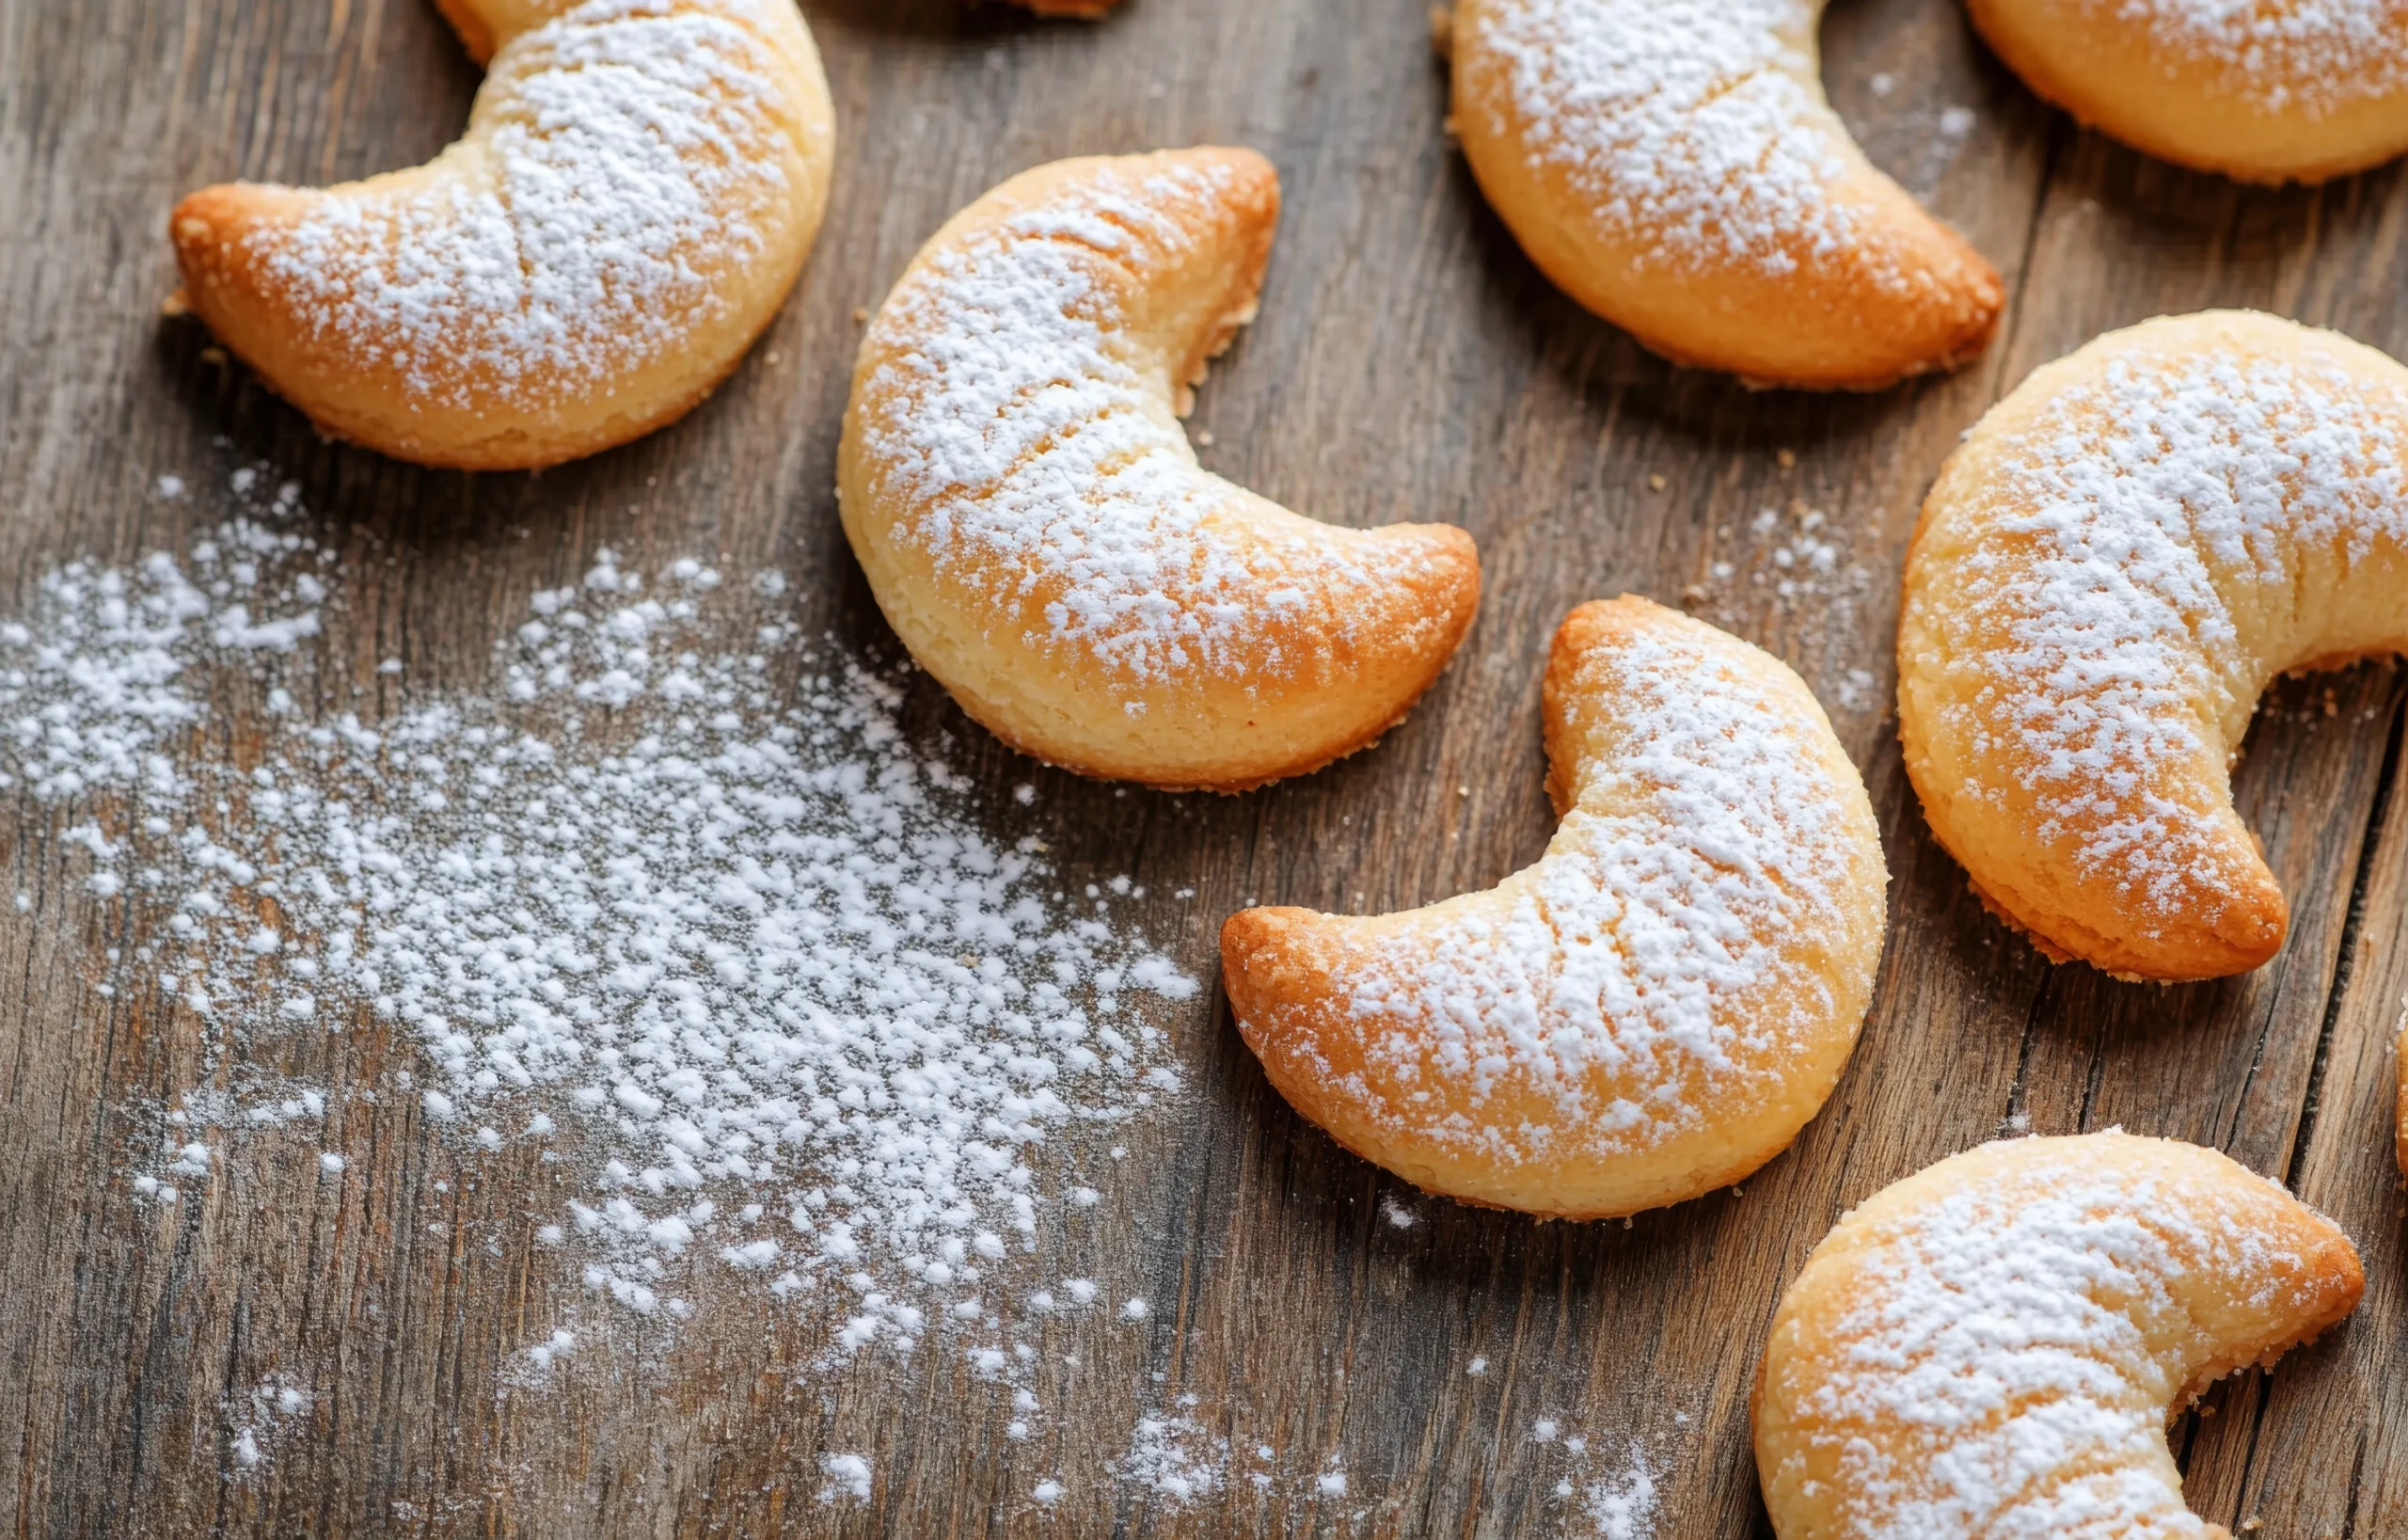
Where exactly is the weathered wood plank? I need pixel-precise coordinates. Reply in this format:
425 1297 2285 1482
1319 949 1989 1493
1 0 2404 1535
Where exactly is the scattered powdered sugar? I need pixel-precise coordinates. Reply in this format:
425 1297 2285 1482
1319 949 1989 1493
1300 624 1871 1165
851 154 1441 694
0 530 314 802
1580 1443 1659 1539
518 1327 578 1374
1725 500 1867 604
1114 1405 1459 1512
256 0 809 406
1684 497 1883 724
1117 1404 1227 1503
1535 1419 1664 1536
1833 667 1880 715
819 1453 874 1503
1928 338 2408 923
1792 1139 2321 1534
0 489 1197 1356
1461 0 1866 278
226 1376 314 1474
2094 0 2408 115
12 468 1725 1522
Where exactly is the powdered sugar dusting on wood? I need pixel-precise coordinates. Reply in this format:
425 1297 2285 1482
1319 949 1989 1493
0 494 1198 1354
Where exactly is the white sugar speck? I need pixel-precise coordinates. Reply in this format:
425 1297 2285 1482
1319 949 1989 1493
1585 1444 1659 1539
819 1453 873 1502
1116 1413 1225 1502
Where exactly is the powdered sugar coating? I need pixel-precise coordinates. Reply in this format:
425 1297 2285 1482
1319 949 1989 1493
2097 0 2408 115
1327 626 1870 1162
1930 342 2408 921
851 158 1404 692
1788 1140 2337 1536
261 0 801 406
1461 0 1862 277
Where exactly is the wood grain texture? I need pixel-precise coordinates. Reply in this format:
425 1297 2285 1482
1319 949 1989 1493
1 0 2403 1534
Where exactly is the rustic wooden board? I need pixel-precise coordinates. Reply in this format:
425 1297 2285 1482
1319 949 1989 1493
3 0 2405 1533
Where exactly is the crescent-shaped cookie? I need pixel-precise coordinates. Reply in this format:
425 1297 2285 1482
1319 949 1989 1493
1898 310 2408 982
170 0 835 470
838 150 1482 792
1756 1133 2364 1538
1448 0 2004 389
1219 597 1887 1218
1969 0 2408 185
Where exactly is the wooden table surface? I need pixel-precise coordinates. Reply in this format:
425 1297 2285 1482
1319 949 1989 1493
5 0 2407 1534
